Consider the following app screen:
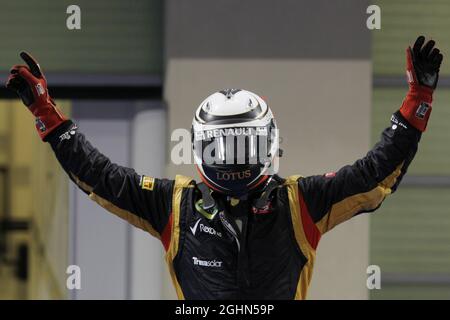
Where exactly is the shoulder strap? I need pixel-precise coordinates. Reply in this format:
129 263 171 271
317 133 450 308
173 174 194 188
165 175 194 300
284 173 318 300
197 182 216 210
253 177 282 209
284 174 303 185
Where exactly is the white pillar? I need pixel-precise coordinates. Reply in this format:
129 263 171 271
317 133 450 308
129 106 166 299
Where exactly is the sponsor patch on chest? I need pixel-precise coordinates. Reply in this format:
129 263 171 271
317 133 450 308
190 219 222 238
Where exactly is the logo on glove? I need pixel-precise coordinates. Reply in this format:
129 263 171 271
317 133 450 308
35 118 46 132
35 83 45 96
415 102 430 119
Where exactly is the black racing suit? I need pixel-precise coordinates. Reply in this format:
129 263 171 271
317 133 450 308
47 110 421 300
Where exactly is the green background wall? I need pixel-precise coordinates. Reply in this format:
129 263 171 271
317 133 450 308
371 0 450 299
0 0 163 74
373 0 450 76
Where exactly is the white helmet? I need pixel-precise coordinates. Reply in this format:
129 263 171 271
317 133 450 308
192 89 280 196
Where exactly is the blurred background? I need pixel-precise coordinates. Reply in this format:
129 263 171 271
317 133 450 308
0 0 449 300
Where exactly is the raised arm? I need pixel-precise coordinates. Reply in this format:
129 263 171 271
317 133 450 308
298 36 443 235
6 52 174 245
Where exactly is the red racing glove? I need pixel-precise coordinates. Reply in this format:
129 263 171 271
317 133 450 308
400 36 443 132
5 52 67 141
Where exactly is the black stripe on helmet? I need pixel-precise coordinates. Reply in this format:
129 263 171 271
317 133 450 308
198 103 266 124
219 88 242 99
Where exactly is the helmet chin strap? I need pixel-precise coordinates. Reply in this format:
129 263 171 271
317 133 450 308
236 175 273 201
252 176 281 209
197 182 216 211
197 175 283 215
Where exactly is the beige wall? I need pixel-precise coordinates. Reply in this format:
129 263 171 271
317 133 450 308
0 102 11 166
28 102 71 299
164 59 371 299
0 103 11 234
0 101 71 299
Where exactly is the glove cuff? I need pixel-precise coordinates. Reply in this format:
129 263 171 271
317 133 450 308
399 87 433 132
31 102 68 141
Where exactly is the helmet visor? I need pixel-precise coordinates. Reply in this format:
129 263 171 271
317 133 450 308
193 124 277 166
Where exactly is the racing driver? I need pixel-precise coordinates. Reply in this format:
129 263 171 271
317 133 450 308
5 36 443 299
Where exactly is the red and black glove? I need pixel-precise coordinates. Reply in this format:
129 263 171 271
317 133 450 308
5 52 67 141
400 36 443 132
